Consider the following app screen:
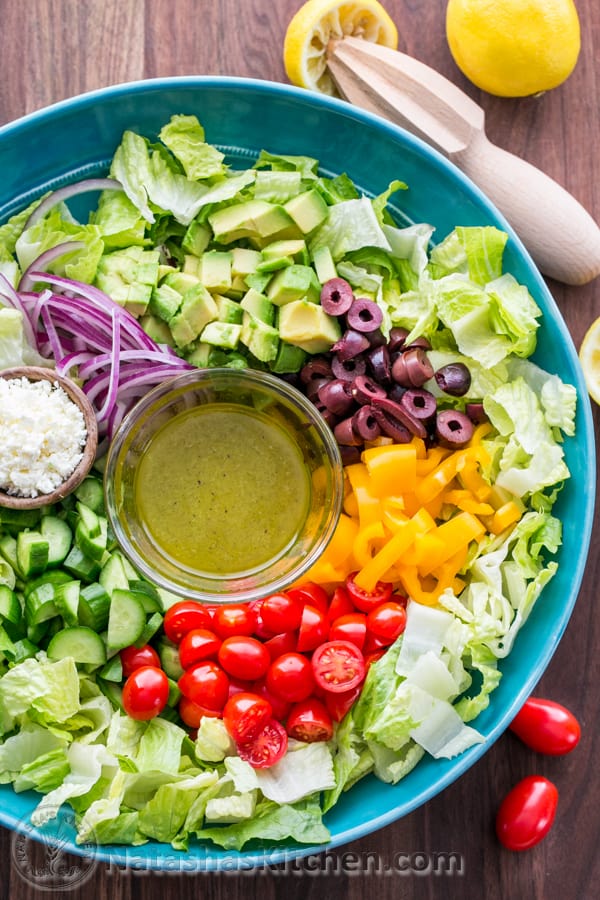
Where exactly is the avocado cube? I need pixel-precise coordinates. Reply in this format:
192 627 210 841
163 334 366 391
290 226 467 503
278 299 341 354
267 265 320 306
240 288 276 326
182 220 211 256
245 272 272 295
240 312 279 363
185 342 211 368
200 251 233 293
163 271 201 294
182 254 202 278
224 275 248 300
270 341 308 374
170 284 219 348
139 314 176 347
312 245 338 284
284 189 328 234
149 283 182 323
231 247 262 277
200 321 242 350
214 294 243 324
262 240 307 262
208 200 296 244
94 246 160 318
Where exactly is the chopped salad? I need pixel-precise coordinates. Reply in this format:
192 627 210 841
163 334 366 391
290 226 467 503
0 115 576 851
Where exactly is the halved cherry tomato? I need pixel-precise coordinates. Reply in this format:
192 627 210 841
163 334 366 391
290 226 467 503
178 660 229 711
264 630 298 661
509 697 581 755
345 572 393 613
366 601 407 643
325 685 362 722
213 603 256 639
218 636 270 681
286 698 333 742
286 583 329 615
363 630 394 654
329 613 367 650
178 628 222 668
364 649 386 673
252 679 292 722
495 775 558 850
163 601 212 643
260 592 303 633
327 586 355 621
296 605 329 652
223 691 273 743
247 599 277 640
178 695 220 729
120 643 160 678
227 677 253 698
311 640 365 693
237 718 288 768
122 666 169 721
266 652 315 702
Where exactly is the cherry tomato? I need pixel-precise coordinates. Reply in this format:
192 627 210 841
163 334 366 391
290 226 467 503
366 601 407 643
296 605 329 652
227 677 253 698
178 660 229 711
218 636 270 681
266 652 315 702
345 572 393 613
252 679 292 722
363 631 394 654
364 649 386 673
247 599 277 640
178 628 222 669
163 601 212 643
213 603 256 639
222 691 273 742
286 583 329 615
509 698 581 756
495 776 559 850
237 717 288 769
286 698 333 742
122 666 169 721
120 644 160 678
178 695 220 729
329 613 367 650
311 640 365 693
259 592 303 633
325 685 362 722
264 630 298 661
327 585 355 621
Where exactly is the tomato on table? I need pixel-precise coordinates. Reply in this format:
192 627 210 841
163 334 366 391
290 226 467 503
345 572 393 612
178 628 222 668
122 665 169 721
163 600 212 643
509 698 581 755
260 592 303 633
237 718 288 769
218 636 271 681
286 698 333 742
496 776 559 850
311 640 366 693
223 691 273 743
213 603 256 638
266 651 315 702
178 660 230 711
120 643 160 678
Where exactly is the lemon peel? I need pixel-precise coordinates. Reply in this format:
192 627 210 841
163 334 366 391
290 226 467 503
579 317 600 405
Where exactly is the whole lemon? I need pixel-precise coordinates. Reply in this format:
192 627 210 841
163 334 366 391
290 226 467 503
446 0 581 97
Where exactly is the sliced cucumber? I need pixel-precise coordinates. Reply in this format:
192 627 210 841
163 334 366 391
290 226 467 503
0 585 22 626
23 569 72 598
75 516 108 561
54 580 80 627
134 611 163 648
40 516 73 567
74 477 105 513
17 532 49 577
99 553 129 594
128 581 162 614
24 581 59 625
11 638 38 663
78 582 111 632
0 535 22 577
157 638 184 681
166 677 181 708
107 589 146 650
63 545 101 582
76 502 101 539
0 559 16 590
47 626 107 667
0 507 41 529
98 654 123 682
98 678 124 712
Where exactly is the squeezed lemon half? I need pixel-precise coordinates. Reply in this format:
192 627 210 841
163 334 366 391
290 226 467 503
579 317 600 405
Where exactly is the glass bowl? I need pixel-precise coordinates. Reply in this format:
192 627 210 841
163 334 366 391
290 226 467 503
104 367 343 603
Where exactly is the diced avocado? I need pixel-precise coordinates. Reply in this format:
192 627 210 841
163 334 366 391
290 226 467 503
245 272 272 294
214 294 243 324
208 348 248 369
240 312 279 362
149 283 182 323
139 314 176 347
208 200 296 244
199 321 242 350
182 254 202 277
182 219 211 256
200 250 233 293
312 245 337 284
170 284 219 348
185 342 211 368
224 275 248 300
240 288 276 326
231 247 262 277
270 341 308 374
284 189 329 234
266 264 320 306
163 271 201 294
262 239 307 262
94 246 160 317
278 299 342 354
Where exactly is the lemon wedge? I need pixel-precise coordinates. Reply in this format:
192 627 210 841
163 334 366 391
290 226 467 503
579 317 600 404
283 0 398 95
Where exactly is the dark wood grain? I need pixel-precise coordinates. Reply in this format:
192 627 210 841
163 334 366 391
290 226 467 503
1 1 599 898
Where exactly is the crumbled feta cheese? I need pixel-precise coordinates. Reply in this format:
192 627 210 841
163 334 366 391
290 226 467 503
0 377 87 498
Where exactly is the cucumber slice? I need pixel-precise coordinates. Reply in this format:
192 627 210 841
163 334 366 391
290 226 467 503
99 553 129 594
107 589 146 650
76 502 101 539
0 558 16 591
127 581 162 614
47 626 107 667
78 583 111 632
0 585 22 626
98 678 124 712
98 654 123 682
63 545 101 582
134 611 163 647
0 535 22 577
54 580 80 627
17 532 49 577
157 639 184 681
74 477 105 513
11 638 38 663
75 516 108 561
166 677 181 708
40 516 73 567
25 582 59 625
27 619 50 644
23 569 72 598
0 507 41 529
116 551 139 583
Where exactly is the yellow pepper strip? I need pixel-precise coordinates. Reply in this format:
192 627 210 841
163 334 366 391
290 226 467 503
353 507 436 592
429 545 469 584
443 489 495 516
415 445 452 476
362 443 418 496
381 502 410 534
298 558 348 586
343 490 359 519
411 532 447 568
468 422 494 445
395 564 442 607
411 436 428 459
324 513 359 567
482 500 523 535
402 490 446 520
417 511 486 576
344 463 381 527
352 520 387 568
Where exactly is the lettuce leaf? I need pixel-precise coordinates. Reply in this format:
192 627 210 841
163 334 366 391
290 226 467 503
159 115 226 180
196 796 330 851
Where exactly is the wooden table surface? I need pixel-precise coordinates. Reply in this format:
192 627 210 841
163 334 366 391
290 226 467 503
0 1 598 898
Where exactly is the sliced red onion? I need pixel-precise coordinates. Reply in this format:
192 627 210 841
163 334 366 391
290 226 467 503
19 241 86 293
24 178 123 230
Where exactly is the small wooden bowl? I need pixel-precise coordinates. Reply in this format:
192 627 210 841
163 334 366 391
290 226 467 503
0 366 98 510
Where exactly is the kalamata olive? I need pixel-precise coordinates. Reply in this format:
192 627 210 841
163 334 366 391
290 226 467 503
366 328 386 348
312 401 339 428
317 379 355 415
339 444 362 466
305 376 331 401
466 401 488 424
352 406 381 441
402 347 435 387
351 374 387 405
435 409 474 447
403 335 431 352
400 388 437 421
333 416 362 446
434 362 472 397
371 406 412 443
300 357 332 385
391 353 411 387
388 383 408 403
331 354 367 382
367 344 392 384
331 329 370 361
388 326 409 353
346 298 383 333
371 396 427 439
320 277 355 316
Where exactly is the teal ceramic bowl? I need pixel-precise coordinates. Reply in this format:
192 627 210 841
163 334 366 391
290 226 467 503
0 77 595 871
